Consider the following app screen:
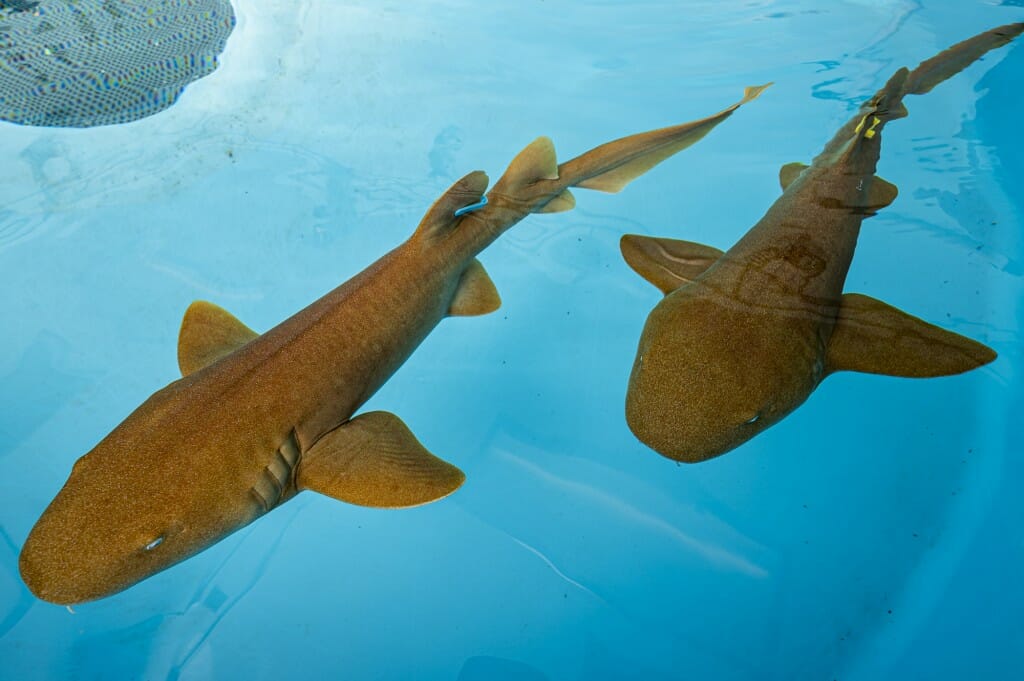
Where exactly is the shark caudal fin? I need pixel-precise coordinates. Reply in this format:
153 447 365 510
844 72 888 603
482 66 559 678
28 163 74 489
905 22 1024 95
296 411 465 508
561 84 771 194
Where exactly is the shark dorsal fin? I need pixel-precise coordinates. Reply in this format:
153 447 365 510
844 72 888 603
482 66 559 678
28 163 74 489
501 136 561 188
178 301 259 376
297 411 465 508
572 84 772 194
620 234 724 294
779 162 809 191
448 258 501 316
414 170 490 242
826 293 996 377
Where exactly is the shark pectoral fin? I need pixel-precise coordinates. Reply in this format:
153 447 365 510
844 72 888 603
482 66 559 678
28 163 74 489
620 234 724 294
297 411 465 509
448 258 501 316
177 301 259 376
826 293 996 377
536 189 576 214
570 84 771 194
779 162 809 190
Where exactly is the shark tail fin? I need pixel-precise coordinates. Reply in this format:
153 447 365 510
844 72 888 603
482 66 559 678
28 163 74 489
560 84 771 194
906 22 1024 95
414 170 490 241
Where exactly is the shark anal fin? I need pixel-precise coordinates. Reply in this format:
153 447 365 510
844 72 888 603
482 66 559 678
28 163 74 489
537 188 576 214
570 84 771 194
779 162 809 191
178 301 259 376
826 293 996 377
448 258 501 316
620 234 724 294
296 411 465 509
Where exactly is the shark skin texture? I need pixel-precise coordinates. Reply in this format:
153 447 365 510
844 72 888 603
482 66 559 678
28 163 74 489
19 86 768 605
621 23 1023 463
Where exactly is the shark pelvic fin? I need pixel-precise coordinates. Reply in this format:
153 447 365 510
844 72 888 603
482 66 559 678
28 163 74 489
178 301 259 376
448 258 501 316
864 176 899 210
826 293 996 377
297 411 465 508
568 84 771 194
779 162 809 191
620 234 724 294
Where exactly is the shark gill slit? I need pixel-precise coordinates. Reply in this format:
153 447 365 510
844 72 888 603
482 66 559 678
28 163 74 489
249 431 302 514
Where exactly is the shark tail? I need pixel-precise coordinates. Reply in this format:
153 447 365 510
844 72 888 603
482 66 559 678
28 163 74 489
814 23 1022 177
483 85 771 217
559 84 771 195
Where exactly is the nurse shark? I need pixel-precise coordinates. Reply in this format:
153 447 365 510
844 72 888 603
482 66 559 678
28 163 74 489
621 23 1021 463
19 85 768 604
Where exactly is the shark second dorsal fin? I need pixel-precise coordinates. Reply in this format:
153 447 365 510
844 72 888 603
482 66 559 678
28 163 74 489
826 293 996 377
779 162 809 191
569 84 771 194
620 234 724 294
502 136 561 187
178 301 259 376
296 411 465 508
448 258 501 316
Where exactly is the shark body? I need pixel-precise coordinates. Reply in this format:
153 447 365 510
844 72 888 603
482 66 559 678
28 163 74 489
19 87 767 604
621 24 1022 462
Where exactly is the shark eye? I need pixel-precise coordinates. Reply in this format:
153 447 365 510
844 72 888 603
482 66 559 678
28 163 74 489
744 414 761 425
144 536 165 551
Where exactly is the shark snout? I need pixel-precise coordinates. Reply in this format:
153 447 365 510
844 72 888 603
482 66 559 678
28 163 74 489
19 525 97 605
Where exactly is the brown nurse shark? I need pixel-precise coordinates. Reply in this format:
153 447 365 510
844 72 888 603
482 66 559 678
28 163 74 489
19 85 768 604
621 23 1022 463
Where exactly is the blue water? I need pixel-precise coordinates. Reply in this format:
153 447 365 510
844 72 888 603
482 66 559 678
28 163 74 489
2 1 1023 679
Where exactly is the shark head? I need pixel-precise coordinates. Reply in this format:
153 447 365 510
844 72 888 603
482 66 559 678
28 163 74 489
624 293 817 463
18 443 209 604
18 383 243 606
